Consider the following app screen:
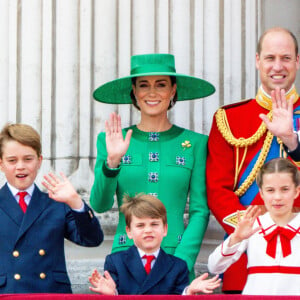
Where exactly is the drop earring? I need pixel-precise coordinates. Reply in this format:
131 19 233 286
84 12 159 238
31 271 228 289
170 97 175 107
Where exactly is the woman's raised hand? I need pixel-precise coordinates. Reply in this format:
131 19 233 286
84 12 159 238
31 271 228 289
105 112 132 168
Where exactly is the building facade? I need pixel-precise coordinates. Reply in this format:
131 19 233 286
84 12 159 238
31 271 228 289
0 0 299 293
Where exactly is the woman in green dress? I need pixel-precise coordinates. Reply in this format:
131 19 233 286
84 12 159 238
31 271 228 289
90 53 215 278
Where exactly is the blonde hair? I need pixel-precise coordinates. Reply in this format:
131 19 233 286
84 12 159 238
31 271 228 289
0 123 42 158
121 193 167 227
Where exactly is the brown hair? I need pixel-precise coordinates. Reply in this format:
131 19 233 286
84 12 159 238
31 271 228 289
121 193 167 227
130 76 178 110
0 123 42 158
256 27 298 56
256 158 300 188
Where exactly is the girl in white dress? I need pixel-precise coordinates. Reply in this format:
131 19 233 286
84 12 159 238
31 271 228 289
208 157 300 295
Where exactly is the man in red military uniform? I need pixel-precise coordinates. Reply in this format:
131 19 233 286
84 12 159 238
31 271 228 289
206 27 300 293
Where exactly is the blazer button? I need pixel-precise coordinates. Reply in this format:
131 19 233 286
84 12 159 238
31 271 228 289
12 251 19 257
14 274 21 280
39 249 46 256
40 273 46 279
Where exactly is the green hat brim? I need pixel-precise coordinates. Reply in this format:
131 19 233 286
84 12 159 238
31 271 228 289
93 72 215 104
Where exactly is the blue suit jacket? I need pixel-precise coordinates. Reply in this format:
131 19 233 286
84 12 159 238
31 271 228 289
0 183 103 294
104 245 189 295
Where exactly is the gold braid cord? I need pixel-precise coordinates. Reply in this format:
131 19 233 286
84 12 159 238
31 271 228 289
215 108 271 147
234 131 273 196
215 108 273 197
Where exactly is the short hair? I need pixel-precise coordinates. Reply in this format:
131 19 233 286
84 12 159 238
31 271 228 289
0 123 42 158
120 193 167 227
256 158 300 188
130 76 178 110
256 27 298 56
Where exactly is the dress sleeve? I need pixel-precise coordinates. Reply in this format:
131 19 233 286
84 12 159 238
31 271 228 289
173 135 210 271
208 235 247 275
90 132 120 213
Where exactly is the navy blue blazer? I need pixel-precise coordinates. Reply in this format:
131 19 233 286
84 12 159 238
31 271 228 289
284 139 300 161
0 183 103 294
104 245 189 295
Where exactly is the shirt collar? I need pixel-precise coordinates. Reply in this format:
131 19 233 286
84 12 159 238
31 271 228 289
7 182 35 198
137 247 160 259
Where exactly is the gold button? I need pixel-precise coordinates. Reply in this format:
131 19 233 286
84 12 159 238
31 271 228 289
39 249 46 256
12 251 19 257
40 273 46 279
14 274 21 280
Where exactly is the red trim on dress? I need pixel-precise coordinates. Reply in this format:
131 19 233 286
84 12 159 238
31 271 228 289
248 266 300 274
221 240 236 257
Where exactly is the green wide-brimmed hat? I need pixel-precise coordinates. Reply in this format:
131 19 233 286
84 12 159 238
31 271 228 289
93 53 215 104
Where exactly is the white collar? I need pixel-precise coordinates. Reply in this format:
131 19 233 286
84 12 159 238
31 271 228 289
137 247 160 259
7 182 35 198
258 211 300 232
260 84 295 98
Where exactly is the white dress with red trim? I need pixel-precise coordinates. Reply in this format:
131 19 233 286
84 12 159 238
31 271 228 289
208 212 300 295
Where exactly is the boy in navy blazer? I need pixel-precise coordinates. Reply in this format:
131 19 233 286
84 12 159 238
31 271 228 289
0 123 103 293
89 194 220 295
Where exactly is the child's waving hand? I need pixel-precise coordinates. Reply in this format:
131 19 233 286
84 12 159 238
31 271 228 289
229 206 262 246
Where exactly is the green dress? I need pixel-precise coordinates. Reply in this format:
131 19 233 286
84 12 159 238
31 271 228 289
90 125 209 274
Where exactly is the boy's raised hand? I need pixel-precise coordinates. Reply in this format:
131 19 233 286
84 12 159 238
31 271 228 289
187 273 221 295
42 172 83 210
229 205 262 246
89 269 116 295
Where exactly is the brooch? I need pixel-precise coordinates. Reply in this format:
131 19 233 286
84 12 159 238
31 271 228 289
149 132 160 142
149 152 159 162
122 155 132 164
176 156 186 166
148 192 158 197
181 140 191 149
119 234 127 245
148 172 159 182
177 234 182 243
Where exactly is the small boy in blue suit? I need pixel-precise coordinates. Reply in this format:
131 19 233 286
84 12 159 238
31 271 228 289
0 123 103 293
89 194 220 295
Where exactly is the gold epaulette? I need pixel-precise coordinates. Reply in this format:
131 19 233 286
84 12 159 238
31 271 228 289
215 108 273 197
215 108 271 147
